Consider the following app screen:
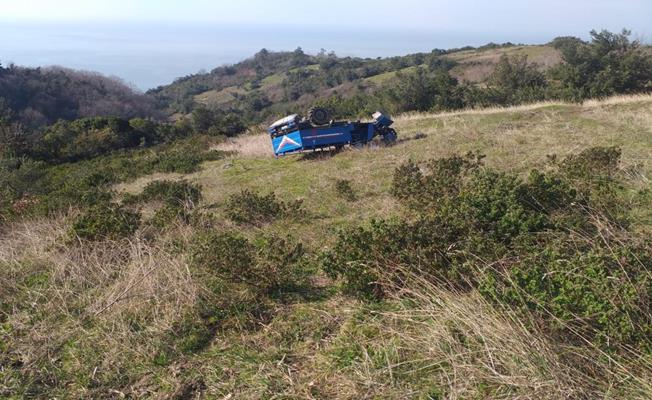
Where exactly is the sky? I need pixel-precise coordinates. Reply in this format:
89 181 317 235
1 0 650 89
2 0 651 37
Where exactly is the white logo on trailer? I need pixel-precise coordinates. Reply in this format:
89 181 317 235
276 135 300 152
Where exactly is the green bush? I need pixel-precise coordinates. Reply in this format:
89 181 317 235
190 231 307 294
70 203 141 241
129 180 202 207
323 148 652 351
487 54 548 105
0 136 226 219
460 169 549 242
125 180 203 228
556 146 626 221
391 152 484 212
322 217 469 299
335 179 357 201
225 190 303 225
479 237 652 352
549 29 652 100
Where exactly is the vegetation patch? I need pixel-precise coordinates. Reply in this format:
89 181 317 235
190 231 308 295
334 179 357 202
323 147 652 352
225 189 304 225
70 203 141 241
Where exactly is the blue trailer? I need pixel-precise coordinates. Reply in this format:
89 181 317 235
268 108 397 156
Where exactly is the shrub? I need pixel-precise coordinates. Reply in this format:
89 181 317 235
70 203 140 241
225 190 303 225
322 218 468 299
324 148 652 351
391 152 484 212
479 236 652 352
190 231 307 294
173 232 309 354
459 169 549 242
132 180 202 207
487 54 547 105
125 180 203 228
335 179 357 201
0 136 227 219
560 146 621 180
557 146 626 220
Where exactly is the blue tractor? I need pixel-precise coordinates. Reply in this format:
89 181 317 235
268 108 397 156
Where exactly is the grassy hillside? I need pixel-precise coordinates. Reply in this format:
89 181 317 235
147 30 652 135
2 94 652 399
147 43 562 123
118 94 652 241
0 65 158 129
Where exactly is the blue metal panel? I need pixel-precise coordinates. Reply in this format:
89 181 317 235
367 124 374 141
299 125 353 149
272 131 303 155
372 112 393 127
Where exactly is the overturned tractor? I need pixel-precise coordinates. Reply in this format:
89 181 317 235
268 108 397 156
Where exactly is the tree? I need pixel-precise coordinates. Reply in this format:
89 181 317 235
488 54 547 104
431 69 464 110
291 47 309 68
389 67 436 112
550 29 652 100
191 107 217 133
388 68 464 113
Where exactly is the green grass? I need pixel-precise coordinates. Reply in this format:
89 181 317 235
3 95 652 399
122 97 652 244
364 65 422 85
260 73 284 88
194 86 246 106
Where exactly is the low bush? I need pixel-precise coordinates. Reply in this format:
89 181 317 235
0 136 226 219
70 203 141 241
189 231 307 295
391 152 484 212
479 236 652 352
335 179 357 201
225 190 303 225
323 147 652 351
125 180 203 228
127 180 202 207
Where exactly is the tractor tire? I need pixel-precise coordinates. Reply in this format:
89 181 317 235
308 107 330 126
382 128 397 145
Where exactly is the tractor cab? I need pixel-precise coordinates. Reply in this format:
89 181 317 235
268 114 301 137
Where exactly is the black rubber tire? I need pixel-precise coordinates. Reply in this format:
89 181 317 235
308 107 330 126
382 128 397 144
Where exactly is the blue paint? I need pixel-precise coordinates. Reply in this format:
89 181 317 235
269 112 397 156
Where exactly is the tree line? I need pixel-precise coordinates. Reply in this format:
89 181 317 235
314 30 652 118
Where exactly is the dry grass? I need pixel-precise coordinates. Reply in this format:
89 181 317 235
3 92 652 398
447 46 562 83
213 128 272 159
396 93 652 122
208 94 651 163
0 216 200 397
368 271 652 400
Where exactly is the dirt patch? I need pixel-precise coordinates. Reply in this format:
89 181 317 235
214 133 273 158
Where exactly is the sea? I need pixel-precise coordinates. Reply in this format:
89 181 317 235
0 21 553 91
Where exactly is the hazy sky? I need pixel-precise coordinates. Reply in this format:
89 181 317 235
2 0 650 89
2 0 651 38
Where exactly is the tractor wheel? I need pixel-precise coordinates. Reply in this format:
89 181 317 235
383 128 397 144
308 107 330 126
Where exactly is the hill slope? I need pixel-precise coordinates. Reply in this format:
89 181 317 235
120 94 652 241
0 64 159 128
148 44 562 122
3 94 652 399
